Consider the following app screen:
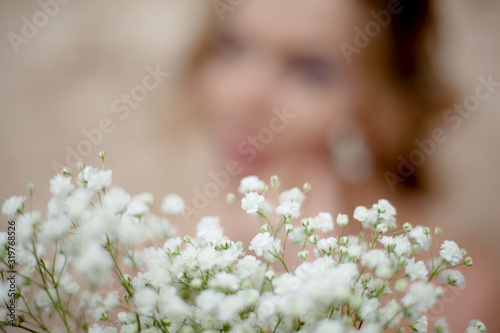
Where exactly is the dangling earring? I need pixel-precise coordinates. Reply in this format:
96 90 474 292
328 121 374 184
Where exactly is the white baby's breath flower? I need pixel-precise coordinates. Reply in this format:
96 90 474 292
17 211 41 244
39 216 72 242
275 201 300 219
119 215 146 245
162 194 184 215
103 291 121 310
374 199 396 225
238 176 266 193
133 287 158 315
235 255 261 279
104 187 130 214
336 213 349 227
66 188 92 218
359 298 380 322
50 175 75 197
439 269 466 290
59 274 80 294
378 299 402 328
76 243 113 286
353 206 369 222
393 234 412 258
409 226 431 250
89 324 117 333
85 168 112 192
412 315 428 332
434 318 450 333
197 216 225 245
278 187 305 204
308 212 334 232
439 240 463 265
241 192 265 214
401 282 439 318
163 237 182 254
2 195 26 217
214 272 240 292
314 237 337 256
249 232 281 261
313 319 347 333
465 320 486 333
125 200 149 217
405 258 428 281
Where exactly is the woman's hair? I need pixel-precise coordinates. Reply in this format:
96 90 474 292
362 0 452 191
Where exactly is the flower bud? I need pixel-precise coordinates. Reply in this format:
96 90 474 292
162 318 172 327
183 235 192 243
336 214 349 227
301 218 309 228
98 151 106 159
261 225 269 233
121 274 131 285
461 248 468 256
26 183 36 193
270 175 279 189
225 193 236 203
403 222 412 233
219 240 231 250
361 273 372 284
241 279 253 289
339 246 348 256
298 250 309 260
124 294 130 302
423 227 430 235
264 270 275 281
309 235 319 245
376 223 388 234
260 184 269 193
77 162 85 171
464 256 473 266
434 227 442 236
284 224 294 233
189 261 199 271
394 278 409 292
62 167 71 175
190 278 202 289
376 205 386 214
235 241 243 249
303 182 311 192
100 311 108 321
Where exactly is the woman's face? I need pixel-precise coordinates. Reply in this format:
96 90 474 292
195 0 385 170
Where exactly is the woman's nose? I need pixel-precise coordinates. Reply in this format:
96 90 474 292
225 57 281 119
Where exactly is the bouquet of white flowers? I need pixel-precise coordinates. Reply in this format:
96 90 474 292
0 153 486 333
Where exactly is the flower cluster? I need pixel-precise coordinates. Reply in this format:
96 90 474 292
0 155 486 333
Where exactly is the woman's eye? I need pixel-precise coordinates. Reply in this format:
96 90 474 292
290 57 333 85
213 31 246 61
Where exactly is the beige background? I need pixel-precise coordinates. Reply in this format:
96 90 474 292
0 1 499 245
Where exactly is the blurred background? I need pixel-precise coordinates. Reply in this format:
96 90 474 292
0 0 499 326
2 0 500 240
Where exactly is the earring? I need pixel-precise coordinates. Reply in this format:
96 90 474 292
328 121 374 184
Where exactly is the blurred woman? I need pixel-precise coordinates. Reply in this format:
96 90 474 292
176 0 499 331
